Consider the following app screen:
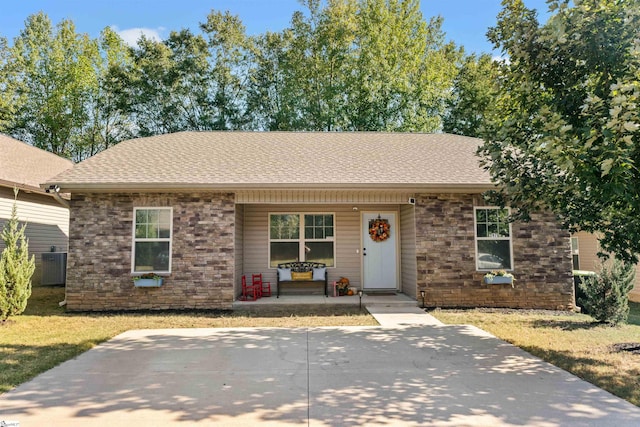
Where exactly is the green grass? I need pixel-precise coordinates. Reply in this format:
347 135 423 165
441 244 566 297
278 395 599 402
431 302 640 407
0 286 376 394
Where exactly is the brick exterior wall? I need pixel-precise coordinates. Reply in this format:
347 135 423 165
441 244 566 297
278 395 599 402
65 192 235 311
415 194 575 310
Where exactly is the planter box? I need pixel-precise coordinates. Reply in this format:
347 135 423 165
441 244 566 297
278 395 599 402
484 276 513 285
134 278 163 287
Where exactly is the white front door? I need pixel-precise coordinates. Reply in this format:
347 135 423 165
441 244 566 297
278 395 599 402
362 212 398 290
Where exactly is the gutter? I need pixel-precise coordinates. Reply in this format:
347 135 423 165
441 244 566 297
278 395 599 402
47 182 497 194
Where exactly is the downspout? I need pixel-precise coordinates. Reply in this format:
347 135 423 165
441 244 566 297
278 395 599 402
45 185 69 307
45 185 70 208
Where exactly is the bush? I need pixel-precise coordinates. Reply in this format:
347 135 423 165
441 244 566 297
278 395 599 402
578 259 635 325
0 189 35 321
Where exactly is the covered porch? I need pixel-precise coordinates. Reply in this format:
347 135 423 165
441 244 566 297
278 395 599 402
233 190 419 304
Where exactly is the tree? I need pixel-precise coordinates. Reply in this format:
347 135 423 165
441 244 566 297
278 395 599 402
0 37 14 129
349 0 460 131
201 10 250 129
479 0 640 262
79 27 134 160
443 53 499 137
246 0 461 131
0 189 35 321
5 12 100 160
579 259 635 325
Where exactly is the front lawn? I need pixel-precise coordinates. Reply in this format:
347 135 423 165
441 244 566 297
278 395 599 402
431 303 640 407
0 286 375 394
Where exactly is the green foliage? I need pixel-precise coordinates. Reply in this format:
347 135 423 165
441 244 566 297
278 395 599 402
246 0 461 131
443 53 499 137
578 259 635 325
0 190 35 321
1 2 463 152
479 0 640 263
4 12 101 160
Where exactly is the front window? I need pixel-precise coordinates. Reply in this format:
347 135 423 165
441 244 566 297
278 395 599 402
571 237 580 270
269 213 334 267
133 207 172 273
475 207 512 270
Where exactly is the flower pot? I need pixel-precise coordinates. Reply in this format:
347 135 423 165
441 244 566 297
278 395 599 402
484 276 513 285
134 278 163 287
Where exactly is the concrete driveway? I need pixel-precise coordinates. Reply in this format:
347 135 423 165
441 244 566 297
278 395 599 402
1 324 640 426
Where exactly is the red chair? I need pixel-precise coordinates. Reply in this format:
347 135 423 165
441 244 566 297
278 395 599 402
252 273 271 297
240 275 260 301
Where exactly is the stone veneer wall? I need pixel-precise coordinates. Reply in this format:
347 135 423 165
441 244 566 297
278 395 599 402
65 192 235 311
415 194 574 310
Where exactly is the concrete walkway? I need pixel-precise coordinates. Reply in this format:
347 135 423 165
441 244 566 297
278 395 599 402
1 308 640 426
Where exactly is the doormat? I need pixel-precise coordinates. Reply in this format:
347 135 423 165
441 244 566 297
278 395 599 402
365 293 397 296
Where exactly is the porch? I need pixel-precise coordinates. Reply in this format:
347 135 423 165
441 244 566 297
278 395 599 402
232 292 418 309
234 200 419 302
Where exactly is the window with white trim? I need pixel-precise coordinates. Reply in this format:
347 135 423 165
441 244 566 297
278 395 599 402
133 207 172 273
269 213 335 267
475 207 512 270
571 237 580 270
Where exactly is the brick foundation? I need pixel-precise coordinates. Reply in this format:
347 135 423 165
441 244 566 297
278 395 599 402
415 194 574 310
65 192 235 311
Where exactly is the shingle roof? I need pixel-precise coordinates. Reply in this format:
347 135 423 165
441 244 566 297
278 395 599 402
46 131 493 191
0 134 74 192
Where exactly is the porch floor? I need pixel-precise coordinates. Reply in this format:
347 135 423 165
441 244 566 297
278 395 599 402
232 292 417 309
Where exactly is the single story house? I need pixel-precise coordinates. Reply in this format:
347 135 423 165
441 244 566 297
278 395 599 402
0 134 74 285
44 131 575 311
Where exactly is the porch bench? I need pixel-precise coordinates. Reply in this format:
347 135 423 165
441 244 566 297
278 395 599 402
276 262 328 298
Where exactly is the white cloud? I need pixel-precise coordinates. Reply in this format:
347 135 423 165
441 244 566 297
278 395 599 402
112 26 165 47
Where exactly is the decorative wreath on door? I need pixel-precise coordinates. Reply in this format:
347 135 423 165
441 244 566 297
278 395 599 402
369 216 390 242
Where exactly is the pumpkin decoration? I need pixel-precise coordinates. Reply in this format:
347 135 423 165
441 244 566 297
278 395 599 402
336 277 350 296
347 289 354 296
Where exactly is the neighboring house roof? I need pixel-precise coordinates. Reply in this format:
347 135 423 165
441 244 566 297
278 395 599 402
46 131 493 192
0 134 74 193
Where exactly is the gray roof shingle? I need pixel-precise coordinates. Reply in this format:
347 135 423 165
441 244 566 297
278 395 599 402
0 134 74 191
46 131 492 191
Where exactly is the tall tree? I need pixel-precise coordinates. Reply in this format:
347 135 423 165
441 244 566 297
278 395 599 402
6 12 99 159
349 0 460 131
246 0 461 131
479 0 640 262
79 27 134 160
0 37 13 130
245 30 298 130
200 10 250 129
443 53 499 137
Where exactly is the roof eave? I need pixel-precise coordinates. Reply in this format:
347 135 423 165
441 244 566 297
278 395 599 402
44 181 496 194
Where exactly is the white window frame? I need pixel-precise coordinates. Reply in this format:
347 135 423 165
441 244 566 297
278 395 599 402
132 207 173 274
268 212 336 268
474 206 513 271
571 237 580 270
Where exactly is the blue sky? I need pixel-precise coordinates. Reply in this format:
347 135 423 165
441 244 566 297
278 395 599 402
0 0 551 55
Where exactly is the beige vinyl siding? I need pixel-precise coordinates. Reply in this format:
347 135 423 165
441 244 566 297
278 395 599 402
0 189 69 286
234 204 244 298
237 190 414 205
400 204 417 298
242 204 402 290
573 232 600 272
573 231 640 302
